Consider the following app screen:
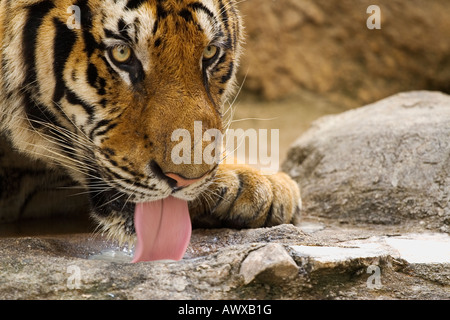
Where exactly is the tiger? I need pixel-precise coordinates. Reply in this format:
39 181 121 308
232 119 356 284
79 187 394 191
0 0 301 262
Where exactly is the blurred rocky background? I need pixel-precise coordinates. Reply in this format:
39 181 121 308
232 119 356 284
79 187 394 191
237 0 450 108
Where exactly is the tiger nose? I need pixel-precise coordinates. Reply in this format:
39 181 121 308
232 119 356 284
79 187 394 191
149 160 206 189
165 173 204 188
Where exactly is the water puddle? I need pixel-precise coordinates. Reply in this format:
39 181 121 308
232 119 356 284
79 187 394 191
88 248 134 263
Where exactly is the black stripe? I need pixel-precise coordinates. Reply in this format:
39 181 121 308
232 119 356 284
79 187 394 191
53 18 77 103
23 1 55 91
104 162 146 183
220 61 234 84
152 19 159 35
118 18 126 34
103 147 116 157
99 98 107 108
52 8 98 126
216 52 227 67
179 9 194 23
104 28 128 42
75 0 98 57
229 174 244 212
87 63 99 89
87 63 107 96
264 202 275 226
21 2 71 134
156 1 168 20
188 2 215 21
89 119 113 140
126 0 147 10
188 2 216 33
210 187 228 214
117 18 133 43
231 6 239 49
223 36 233 50
97 77 107 95
24 93 62 130
53 17 95 124
218 0 229 30
65 89 96 123
133 18 141 43
92 122 118 139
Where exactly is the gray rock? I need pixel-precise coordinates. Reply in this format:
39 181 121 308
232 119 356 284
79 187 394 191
0 223 448 300
283 91 450 232
239 243 298 285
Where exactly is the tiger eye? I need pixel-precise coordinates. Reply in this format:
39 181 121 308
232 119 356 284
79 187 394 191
111 45 132 63
203 45 218 60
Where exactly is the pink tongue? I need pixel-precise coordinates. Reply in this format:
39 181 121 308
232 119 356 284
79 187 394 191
132 196 192 263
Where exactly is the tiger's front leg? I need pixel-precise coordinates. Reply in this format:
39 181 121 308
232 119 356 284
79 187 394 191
189 164 301 229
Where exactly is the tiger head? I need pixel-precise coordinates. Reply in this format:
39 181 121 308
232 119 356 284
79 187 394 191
1 0 243 247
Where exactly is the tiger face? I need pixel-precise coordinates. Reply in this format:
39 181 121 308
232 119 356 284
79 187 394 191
0 0 243 243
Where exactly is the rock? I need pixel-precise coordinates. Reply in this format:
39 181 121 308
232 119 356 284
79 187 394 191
290 233 450 278
283 91 450 232
290 231 450 299
238 0 450 106
0 223 448 300
239 243 298 285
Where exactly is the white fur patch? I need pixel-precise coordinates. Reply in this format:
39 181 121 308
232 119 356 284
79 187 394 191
195 0 221 43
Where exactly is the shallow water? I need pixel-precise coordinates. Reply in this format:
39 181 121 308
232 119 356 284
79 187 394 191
88 248 134 263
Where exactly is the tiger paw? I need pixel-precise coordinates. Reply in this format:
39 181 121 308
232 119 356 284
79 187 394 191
189 164 301 228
